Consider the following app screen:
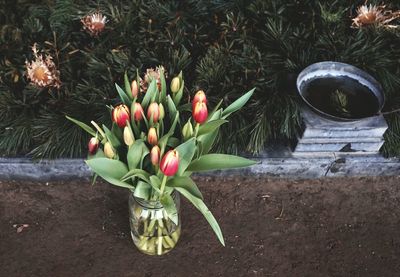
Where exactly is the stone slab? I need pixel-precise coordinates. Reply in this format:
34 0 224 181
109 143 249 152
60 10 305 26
300 106 388 139
294 105 388 153
0 149 398 181
298 137 384 144
0 158 90 181
292 151 382 157
295 140 384 152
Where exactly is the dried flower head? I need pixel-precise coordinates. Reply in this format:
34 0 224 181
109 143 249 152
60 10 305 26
140 66 166 92
352 3 400 28
25 43 61 88
81 12 108 36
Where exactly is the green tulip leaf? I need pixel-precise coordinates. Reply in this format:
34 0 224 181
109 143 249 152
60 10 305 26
124 71 133 100
102 125 121 148
141 109 149 129
90 174 98 186
111 122 123 141
159 112 179 156
88 148 105 160
102 175 134 189
86 158 128 179
175 138 196 175
160 193 178 225
115 83 132 106
136 69 141 95
167 176 203 200
66 116 96 137
222 88 255 118
173 76 184 106
167 95 177 121
187 154 257 172
86 158 132 189
127 139 144 170
140 143 150 168
134 181 152 200
168 111 179 136
167 137 180 148
175 187 224 246
177 103 192 112
207 99 223 121
149 175 162 193
142 79 157 109
121 168 150 183
197 129 219 155
196 110 223 155
198 119 228 137
160 67 167 104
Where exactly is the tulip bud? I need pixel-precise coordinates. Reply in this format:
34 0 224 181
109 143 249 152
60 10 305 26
160 149 179 176
112 104 130 128
182 120 194 141
88 137 99 155
131 80 139 98
123 126 135 146
158 103 165 120
150 145 161 166
192 90 207 108
147 127 158 145
132 102 144 121
104 142 115 159
170 77 180 93
147 102 160 123
193 101 208 124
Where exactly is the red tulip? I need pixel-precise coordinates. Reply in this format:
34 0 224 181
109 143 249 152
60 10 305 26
131 80 139 98
151 145 160 166
192 90 207 108
88 137 99 155
193 101 208 124
112 104 130 128
147 127 158 145
147 102 160 123
132 102 144 121
160 149 179 176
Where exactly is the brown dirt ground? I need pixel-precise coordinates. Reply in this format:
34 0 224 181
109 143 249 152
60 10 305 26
1 176 400 277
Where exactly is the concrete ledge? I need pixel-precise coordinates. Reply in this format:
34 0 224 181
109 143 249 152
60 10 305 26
0 152 399 181
0 158 91 181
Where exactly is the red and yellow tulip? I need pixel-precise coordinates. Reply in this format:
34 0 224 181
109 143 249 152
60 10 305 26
112 104 130 128
88 137 99 155
147 102 160 123
151 145 161 166
160 149 179 176
132 102 144 121
131 80 139 98
147 127 158 145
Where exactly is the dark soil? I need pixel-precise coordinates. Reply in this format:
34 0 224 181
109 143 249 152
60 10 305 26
1 176 400 277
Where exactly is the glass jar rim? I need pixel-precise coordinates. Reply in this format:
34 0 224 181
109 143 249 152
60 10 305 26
132 190 178 209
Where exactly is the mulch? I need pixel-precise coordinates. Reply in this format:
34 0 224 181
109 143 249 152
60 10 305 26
1 176 400 276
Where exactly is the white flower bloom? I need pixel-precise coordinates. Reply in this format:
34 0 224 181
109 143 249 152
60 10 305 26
25 43 61 88
81 12 108 36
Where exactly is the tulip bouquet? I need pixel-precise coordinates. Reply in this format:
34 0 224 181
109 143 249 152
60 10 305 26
67 67 255 253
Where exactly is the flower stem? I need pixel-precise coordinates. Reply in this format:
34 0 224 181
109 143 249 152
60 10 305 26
159 175 168 196
194 122 200 137
91 120 106 140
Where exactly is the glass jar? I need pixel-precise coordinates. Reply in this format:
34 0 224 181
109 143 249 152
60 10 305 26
128 191 181 255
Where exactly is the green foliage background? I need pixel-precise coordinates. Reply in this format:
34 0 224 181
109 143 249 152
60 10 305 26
1 0 400 158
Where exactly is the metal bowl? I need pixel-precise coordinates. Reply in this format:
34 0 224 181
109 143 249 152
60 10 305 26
296 61 385 121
